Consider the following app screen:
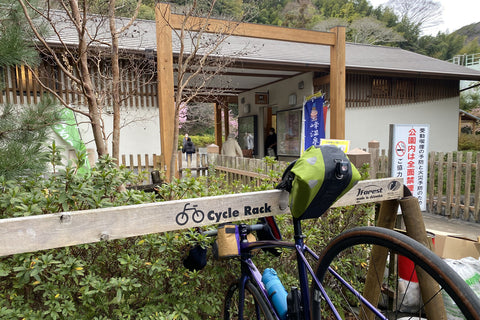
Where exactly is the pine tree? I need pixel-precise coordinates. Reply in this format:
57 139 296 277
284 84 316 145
0 0 38 68
0 0 61 179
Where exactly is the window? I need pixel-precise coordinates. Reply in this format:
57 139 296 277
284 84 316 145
372 78 390 97
15 65 34 91
394 79 415 99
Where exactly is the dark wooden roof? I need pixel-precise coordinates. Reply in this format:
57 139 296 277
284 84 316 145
44 11 480 93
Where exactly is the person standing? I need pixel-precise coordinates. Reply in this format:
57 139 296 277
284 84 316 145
245 132 254 151
221 133 243 157
243 132 254 157
182 137 196 166
182 133 189 161
264 127 277 158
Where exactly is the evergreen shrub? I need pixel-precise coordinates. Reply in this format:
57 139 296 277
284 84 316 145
178 135 215 149
459 133 480 151
0 149 372 319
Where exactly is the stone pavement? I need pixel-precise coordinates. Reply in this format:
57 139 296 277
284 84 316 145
422 211 480 241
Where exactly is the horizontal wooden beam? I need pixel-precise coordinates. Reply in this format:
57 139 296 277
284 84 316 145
215 165 271 179
0 178 402 257
313 74 330 86
166 11 336 46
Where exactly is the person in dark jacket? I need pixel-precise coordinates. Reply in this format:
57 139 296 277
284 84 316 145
264 127 277 158
182 137 196 166
182 133 189 161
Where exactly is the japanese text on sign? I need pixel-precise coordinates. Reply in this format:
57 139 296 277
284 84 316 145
390 124 429 211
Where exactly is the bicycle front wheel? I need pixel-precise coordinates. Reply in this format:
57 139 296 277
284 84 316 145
311 226 480 320
224 279 275 320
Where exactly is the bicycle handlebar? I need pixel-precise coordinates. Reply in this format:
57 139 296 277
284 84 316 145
202 223 266 237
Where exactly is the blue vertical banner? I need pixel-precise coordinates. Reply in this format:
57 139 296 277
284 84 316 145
303 95 325 150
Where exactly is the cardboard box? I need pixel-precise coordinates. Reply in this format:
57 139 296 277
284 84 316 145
433 234 480 260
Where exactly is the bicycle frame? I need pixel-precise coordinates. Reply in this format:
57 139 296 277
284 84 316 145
237 219 322 320
236 219 389 320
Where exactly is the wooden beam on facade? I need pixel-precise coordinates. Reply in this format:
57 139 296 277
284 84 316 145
313 74 330 87
223 100 230 140
215 102 222 148
155 4 176 180
168 14 336 46
329 26 346 139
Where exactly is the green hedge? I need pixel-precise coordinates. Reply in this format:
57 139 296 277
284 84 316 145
0 152 372 319
178 134 215 150
459 133 480 151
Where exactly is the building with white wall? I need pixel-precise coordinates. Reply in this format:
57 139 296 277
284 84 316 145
4 13 480 164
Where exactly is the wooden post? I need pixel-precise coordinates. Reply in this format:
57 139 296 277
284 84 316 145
361 199 399 320
223 101 230 140
177 150 183 174
475 153 480 221
329 26 346 140
368 140 380 179
155 3 176 181
215 102 223 149
400 196 447 319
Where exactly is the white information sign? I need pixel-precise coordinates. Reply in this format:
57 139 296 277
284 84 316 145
390 124 430 211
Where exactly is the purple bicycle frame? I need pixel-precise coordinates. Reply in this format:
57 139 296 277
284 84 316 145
237 223 389 320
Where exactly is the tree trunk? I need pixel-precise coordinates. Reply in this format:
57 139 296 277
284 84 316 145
109 0 121 164
169 103 180 181
70 0 108 157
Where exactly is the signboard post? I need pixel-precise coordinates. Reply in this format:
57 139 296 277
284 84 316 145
389 124 430 211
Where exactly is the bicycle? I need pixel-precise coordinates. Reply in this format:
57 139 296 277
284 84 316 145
199 219 480 320
195 146 480 320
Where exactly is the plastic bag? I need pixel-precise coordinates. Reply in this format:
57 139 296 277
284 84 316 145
442 257 480 320
397 278 421 313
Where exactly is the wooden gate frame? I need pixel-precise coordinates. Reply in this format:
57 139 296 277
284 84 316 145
154 3 346 179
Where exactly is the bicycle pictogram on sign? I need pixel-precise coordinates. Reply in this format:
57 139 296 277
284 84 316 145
176 203 204 225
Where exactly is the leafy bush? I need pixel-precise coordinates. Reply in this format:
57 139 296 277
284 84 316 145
0 151 372 319
459 133 480 150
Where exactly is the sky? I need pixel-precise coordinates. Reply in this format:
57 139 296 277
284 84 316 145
369 0 480 35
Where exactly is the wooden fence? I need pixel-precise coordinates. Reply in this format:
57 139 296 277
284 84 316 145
122 149 480 223
119 151 210 183
358 148 480 223
177 151 209 177
363 148 480 223
120 154 162 184
210 154 289 187
427 151 480 222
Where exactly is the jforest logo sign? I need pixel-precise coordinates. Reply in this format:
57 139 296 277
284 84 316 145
355 184 385 202
347 179 402 205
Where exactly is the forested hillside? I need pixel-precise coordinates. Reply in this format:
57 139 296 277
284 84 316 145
455 22 480 46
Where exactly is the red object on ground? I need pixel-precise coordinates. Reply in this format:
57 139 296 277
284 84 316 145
398 234 435 283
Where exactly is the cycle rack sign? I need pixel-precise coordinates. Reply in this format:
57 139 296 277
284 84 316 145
0 177 403 257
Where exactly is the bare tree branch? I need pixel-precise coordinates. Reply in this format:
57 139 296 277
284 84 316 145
387 0 443 30
17 0 153 160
